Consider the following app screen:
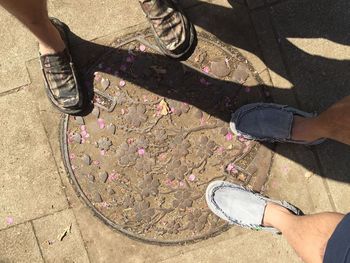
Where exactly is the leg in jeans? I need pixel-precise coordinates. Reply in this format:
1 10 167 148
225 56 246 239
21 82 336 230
292 95 350 145
263 203 344 263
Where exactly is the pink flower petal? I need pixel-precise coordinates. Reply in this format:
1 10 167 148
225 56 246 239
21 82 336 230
202 66 210 74
188 174 196 182
138 148 145 155
226 163 239 174
100 150 106 156
225 132 233 141
81 130 88 137
6 217 14 225
80 125 86 131
139 44 146 52
93 160 100 165
108 172 119 181
97 118 105 129
127 138 134 144
179 181 185 187
119 80 126 87
69 153 76 160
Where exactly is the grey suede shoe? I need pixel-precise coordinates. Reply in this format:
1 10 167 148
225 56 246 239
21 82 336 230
206 181 303 234
230 103 326 145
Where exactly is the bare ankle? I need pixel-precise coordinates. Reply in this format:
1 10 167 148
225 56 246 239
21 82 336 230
37 21 65 55
291 116 324 142
263 202 294 229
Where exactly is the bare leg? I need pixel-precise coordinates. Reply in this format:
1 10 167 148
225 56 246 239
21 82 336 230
292 96 350 145
263 203 344 263
0 0 65 54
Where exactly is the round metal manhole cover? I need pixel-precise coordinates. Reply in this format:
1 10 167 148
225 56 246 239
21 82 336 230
60 31 273 244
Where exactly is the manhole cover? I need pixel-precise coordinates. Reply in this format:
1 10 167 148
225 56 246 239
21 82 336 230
60 31 273 244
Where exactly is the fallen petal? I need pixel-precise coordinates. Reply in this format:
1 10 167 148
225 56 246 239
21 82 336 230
138 148 145 155
188 174 196 182
225 132 233 141
119 80 126 87
97 118 105 129
139 44 146 52
202 66 210 74
6 216 14 225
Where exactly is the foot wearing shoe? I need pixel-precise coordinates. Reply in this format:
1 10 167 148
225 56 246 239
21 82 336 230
230 103 326 145
139 0 195 58
206 181 303 234
39 18 84 115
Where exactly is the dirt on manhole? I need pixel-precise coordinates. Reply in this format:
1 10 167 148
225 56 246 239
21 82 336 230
60 31 273 244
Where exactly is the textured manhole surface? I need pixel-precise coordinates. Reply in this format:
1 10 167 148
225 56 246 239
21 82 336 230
60 31 273 244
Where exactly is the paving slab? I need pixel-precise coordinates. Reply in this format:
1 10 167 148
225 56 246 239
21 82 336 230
0 223 43 263
316 142 350 213
0 90 68 230
250 9 295 106
160 231 301 263
267 0 350 213
32 209 90 263
0 8 35 93
265 144 333 214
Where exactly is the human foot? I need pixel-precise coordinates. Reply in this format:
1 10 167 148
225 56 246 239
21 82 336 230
230 103 326 145
206 181 303 233
39 18 84 115
139 0 195 58
38 19 66 55
262 202 293 228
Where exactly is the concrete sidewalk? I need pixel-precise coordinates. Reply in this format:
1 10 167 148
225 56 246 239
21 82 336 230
1 0 349 262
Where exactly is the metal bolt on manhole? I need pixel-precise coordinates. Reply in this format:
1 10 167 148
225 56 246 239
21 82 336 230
60 31 273 245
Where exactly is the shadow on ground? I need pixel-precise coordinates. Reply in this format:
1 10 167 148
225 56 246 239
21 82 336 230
65 0 349 185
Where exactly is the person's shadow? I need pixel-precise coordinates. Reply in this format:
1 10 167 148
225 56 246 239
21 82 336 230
68 0 350 185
